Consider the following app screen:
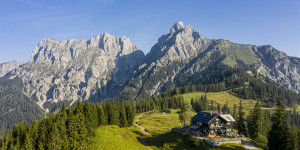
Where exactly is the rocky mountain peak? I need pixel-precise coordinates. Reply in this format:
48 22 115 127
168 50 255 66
185 24 194 32
30 33 141 63
15 32 145 110
147 22 208 62
170 21 185 33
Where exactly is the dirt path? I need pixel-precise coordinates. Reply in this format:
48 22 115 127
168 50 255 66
134 112 152 150
241 139 258 150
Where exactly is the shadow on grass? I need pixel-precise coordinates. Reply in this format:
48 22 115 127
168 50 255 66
131 130 145 137
138 131 200 150
214 143 245 150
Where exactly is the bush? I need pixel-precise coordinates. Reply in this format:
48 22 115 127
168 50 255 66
190 137 208 149
255 134 267 145
251 135 268 150
161 109 171 114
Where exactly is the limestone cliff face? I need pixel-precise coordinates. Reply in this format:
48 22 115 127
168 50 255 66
4 22 300 111
12 33 145 111
0 60 23 77
119 22 212 100
252 45 300 92
118 22 300 100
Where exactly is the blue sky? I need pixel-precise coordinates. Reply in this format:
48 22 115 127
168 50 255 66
0 0 299 63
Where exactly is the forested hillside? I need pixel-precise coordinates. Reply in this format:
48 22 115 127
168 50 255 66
1 82 299 149
0 76 44 138
157 68 300 107
0 95 185 149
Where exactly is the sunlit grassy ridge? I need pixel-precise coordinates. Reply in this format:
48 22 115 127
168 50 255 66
137 109 191 134
182 91 258 112
88 125 147 150
137 110 205 150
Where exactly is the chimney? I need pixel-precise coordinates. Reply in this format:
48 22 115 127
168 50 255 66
210 110 212 115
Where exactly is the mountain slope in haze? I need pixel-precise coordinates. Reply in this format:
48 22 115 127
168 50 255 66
0 60 23 77
1 22 300 112
0 76 44 138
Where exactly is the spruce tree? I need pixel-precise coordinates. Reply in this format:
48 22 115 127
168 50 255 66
67 112 79 149
268 100 290 150
289 126 298 150
237 100 248 136
107 102 119 125
97 105 106 126
179 101 192 127
84 102 94 135
119 103 128 127
125 103 135 126
24 131 34 150
47 123 62 150
248 101 262 140
37 119 48 150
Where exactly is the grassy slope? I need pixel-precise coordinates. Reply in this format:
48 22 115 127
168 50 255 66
138 110 244 150
137 109 190 134
89 92 252 150
88 125 147 150
137 110 206 150
182 91 258 113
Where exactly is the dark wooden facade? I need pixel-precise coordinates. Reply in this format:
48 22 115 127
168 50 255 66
190 112 235 136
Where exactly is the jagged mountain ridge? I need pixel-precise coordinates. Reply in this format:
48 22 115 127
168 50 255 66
9 33 145 111
117 22 300 100
0 60 23 77
2 22 300 112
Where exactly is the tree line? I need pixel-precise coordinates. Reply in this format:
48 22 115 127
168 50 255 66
236 100 299 150
160 68 299 107
0 95 185 149
0 101 135 149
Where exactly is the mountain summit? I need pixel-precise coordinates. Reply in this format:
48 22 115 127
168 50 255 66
11 33 145 111
0 22 299 137
1 21 299 111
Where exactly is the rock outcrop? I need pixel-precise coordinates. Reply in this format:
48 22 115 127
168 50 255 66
0 60 23 77
11 33 145 111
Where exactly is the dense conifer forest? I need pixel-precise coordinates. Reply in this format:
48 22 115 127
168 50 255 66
0 96 184 149
1 68 300 149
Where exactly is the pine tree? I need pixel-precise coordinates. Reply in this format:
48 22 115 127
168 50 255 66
1 130 13 149
61 103 67 120
56 114 69 150
179 101 192 127
37 118 48 150
289 126 298 150
67 112 79 149
125 103 135 126
76 104 88 149
97 105 106 126
237 100 248 136
268 100 290 150
248 101 262 140
107 102 119 125
191 98 195 110
47 122 62 150
24 131 34 150
28 120 39 149
84 102 95 135
119 103 128 127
